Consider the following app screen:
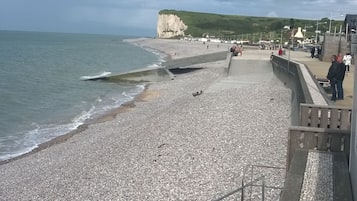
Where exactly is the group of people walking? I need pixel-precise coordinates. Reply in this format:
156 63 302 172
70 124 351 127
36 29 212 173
327 53 352 101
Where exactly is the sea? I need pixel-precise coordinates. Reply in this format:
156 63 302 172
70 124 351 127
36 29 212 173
0 30 165 161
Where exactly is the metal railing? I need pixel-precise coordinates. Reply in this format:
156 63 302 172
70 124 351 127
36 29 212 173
213 176 265 201
213 164 285 201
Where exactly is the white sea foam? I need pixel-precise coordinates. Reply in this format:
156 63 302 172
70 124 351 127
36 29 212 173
80 71 112 80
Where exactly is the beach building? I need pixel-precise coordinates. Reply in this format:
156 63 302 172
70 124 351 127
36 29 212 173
344 14 357 34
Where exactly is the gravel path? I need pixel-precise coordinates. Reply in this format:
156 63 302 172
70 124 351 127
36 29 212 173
0 39 291 201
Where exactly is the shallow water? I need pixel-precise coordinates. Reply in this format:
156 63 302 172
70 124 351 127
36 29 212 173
0 31 162 160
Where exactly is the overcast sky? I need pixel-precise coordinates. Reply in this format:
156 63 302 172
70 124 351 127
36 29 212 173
0 0 354 36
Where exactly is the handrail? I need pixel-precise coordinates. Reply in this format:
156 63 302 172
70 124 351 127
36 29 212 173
213 164 285 200
212 176 265 201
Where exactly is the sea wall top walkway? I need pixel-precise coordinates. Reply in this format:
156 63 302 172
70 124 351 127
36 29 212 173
287 50 354 107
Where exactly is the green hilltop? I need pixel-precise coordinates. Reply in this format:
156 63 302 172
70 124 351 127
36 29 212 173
159 9 344 42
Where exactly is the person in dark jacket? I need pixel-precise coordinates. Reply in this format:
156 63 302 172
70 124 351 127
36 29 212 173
310 47 315 58
326 55 341 101
336 55 346 99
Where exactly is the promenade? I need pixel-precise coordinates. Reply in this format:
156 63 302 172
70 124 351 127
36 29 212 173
287 50 354 107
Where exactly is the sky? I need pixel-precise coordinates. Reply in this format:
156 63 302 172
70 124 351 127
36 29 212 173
0 0 355 36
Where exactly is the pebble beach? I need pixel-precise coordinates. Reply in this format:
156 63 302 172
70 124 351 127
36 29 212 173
0 39 292 200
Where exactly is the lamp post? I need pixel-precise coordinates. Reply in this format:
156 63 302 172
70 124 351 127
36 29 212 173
280 25 290 48
303 25 313 49
281 26 291 72
328 13 344 33
280 29 283 48
315 20 327 46
288 28 295 71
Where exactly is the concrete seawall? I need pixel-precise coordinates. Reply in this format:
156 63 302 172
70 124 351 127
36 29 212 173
103 51 229 82
106 67 174 82
271 55 329 125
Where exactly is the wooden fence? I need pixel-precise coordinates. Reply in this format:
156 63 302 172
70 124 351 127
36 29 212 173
287 126 350 171
300 103 352 130
286 103 352 171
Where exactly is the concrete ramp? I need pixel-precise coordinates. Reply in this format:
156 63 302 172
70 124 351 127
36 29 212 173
163 51 228 69
106 67 174 82
229 59 273 77
206 59 276 93
93 52 228 83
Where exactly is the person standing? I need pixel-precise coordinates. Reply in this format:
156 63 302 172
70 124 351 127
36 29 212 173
327 55 341 101
343 52 352 72
317 47 322 58
310 47 315 58
337 55 347 100
278 48 283 56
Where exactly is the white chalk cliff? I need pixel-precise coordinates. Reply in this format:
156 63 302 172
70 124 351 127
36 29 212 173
156 14 188 38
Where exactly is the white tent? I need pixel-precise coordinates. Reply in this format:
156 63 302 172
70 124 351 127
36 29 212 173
294 27 304 38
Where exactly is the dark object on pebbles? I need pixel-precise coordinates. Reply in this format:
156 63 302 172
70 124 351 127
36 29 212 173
192 90 203 97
